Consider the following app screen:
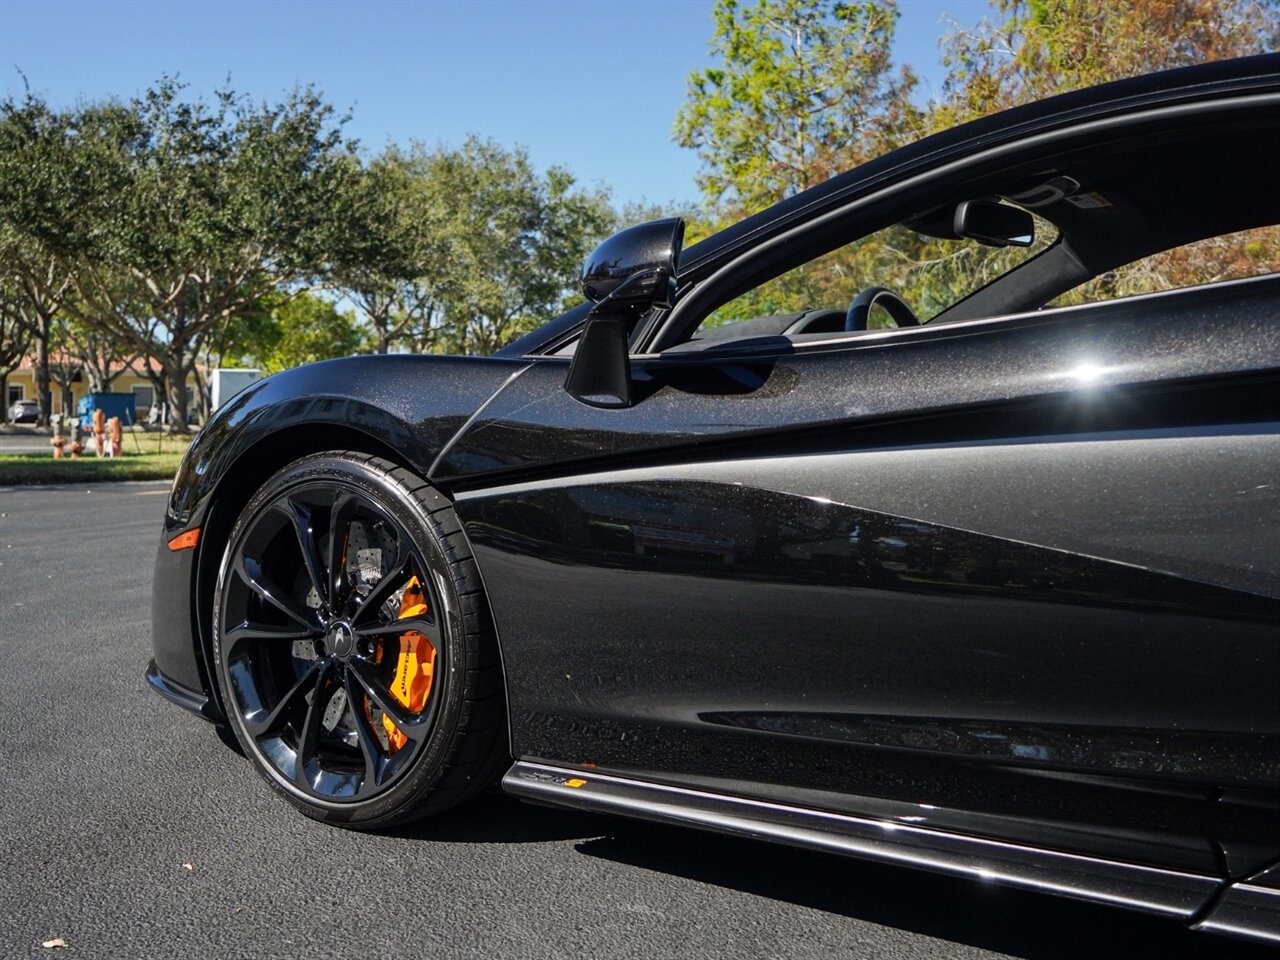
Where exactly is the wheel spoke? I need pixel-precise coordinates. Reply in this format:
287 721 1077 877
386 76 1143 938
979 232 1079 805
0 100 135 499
224 621 317 654
348 657 430 740
350 544 415 626
277 497 328 610
353 615 441 648
243 658 323 738
236 555 321 630
342 669 383 790
326 492 360 609
294 660 334 785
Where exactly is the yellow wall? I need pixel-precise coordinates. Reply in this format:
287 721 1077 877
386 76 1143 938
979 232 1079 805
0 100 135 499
5 368 194 420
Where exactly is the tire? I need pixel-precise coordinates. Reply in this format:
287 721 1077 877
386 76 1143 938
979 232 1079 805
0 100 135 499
212 451 509 829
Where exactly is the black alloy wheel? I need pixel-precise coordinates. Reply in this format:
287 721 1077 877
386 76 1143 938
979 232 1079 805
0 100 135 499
213 451 508 828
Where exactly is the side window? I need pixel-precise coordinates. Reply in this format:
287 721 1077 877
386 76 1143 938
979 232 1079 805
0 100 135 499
1049 225 1280 307
695 213 1057 339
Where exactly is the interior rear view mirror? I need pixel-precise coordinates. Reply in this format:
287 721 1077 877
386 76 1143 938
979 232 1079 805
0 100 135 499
953 200 1034 247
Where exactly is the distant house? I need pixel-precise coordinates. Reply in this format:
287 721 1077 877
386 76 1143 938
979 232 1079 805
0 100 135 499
5 354 202 424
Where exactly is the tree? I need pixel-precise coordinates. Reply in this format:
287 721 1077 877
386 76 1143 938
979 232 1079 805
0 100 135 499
408 137 614 355
199 297 281 369
333 138 614 356
0 227 74 426
45 318 84 421
675 0 920 216
937 0 1280 126
677 0 1279 323
334 148 444 355
59 314 139 394
0 275 33 423
258 293 364 373
0 81 363 431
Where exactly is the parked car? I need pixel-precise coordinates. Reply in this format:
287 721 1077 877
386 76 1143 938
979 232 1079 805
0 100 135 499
147 56 1280 945
7 398 38 423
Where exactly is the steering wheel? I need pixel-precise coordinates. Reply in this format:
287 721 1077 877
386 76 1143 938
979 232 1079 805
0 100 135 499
845 287 921 331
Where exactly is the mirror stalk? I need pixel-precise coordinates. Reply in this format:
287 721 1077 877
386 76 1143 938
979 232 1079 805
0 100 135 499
564 315 633 409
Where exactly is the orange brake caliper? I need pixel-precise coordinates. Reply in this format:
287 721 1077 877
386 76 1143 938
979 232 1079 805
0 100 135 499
382 576 436 752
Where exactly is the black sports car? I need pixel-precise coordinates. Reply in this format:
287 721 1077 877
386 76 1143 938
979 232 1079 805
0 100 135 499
148 56 1280 944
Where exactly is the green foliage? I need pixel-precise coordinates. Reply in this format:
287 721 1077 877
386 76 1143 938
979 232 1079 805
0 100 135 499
675 0 920 215
407 137 615 355
936 0 1280 127
705 216 1057 326
332 147 444 354
0 270 33 364
330 138 615 356
206 294 284 369
257 293 364 373
931 0 1280 297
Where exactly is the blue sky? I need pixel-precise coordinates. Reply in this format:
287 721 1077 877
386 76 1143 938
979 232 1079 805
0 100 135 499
0 0 993 208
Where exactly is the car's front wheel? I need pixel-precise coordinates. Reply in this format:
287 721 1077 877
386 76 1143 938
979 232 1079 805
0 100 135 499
212 451 508 828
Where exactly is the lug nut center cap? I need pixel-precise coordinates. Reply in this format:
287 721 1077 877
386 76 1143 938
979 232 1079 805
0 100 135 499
325 621 355 658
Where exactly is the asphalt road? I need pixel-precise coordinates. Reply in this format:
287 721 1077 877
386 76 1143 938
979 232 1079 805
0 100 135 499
0 483 1269 959
0 432 58 455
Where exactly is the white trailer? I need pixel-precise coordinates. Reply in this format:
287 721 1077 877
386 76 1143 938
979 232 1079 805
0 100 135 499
210 369 262 411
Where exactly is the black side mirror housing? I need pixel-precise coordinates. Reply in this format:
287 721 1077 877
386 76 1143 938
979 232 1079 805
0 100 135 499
566 218 684 409
580 218 684 305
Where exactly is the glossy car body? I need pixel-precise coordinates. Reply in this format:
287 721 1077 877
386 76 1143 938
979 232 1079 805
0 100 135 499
148 56 1280 943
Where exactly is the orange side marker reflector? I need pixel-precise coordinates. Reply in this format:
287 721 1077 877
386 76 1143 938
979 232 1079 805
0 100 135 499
565 778 588 788
167 528 201 552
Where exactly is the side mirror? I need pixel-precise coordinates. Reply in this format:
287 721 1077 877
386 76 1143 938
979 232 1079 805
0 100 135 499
566 218 684 409
581 217 684 305
953 200 1034 248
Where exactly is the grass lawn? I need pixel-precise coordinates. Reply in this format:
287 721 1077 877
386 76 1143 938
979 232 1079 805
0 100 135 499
0 434 191 484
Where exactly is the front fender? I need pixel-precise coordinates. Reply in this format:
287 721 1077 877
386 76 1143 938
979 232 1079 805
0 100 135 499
150 353 528 713
166 353 529 533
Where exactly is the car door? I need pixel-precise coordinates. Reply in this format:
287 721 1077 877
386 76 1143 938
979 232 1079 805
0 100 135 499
437 275 1280 877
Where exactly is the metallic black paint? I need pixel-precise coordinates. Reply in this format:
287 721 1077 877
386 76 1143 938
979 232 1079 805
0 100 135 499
673 56 1280 289
456 472 1278 868
435 275 1280 484
446 279 1280 910
165 353 528 532
580 217 683 304
145 58 1280 944
150 533 203 693
152 353 526 718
